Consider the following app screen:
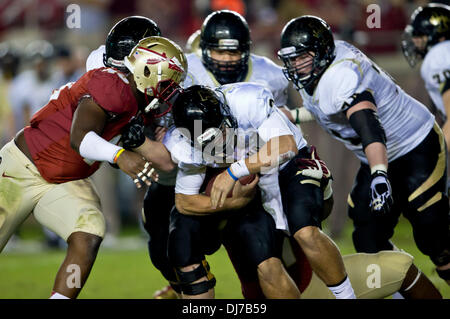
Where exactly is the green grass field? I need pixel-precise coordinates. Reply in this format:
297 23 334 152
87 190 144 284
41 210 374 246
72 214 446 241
0 216 449 299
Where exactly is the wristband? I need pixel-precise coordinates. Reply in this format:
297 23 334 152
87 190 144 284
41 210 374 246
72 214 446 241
113 148 125 164
79 131 122 164
230 159 250 179
370 164 387 175
227 167 239 181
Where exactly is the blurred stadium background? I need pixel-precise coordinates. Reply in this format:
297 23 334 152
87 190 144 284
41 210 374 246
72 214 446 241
0 0 449 298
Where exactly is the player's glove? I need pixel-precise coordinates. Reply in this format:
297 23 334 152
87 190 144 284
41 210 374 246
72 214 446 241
369 170 393 215
295 146 333 200
121 116 146 149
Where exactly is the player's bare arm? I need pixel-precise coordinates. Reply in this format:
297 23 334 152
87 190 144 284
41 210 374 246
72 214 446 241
70 97 153 188
210 135 297 209
134 138 175 172
176 177 258 215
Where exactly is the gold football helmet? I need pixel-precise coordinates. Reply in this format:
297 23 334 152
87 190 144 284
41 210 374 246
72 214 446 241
124 36 187 117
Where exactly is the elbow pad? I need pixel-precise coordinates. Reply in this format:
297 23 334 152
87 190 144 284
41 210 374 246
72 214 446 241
348 108 386 150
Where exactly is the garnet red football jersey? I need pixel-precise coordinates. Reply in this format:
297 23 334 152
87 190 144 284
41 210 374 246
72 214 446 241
24 67 138 183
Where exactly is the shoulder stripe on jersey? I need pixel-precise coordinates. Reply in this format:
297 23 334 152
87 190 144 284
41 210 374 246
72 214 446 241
207 69 221 86
327 58 364 79
186 72 195 84
243 58 253 82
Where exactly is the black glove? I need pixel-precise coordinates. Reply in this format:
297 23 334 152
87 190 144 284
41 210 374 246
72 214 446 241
121 116 146 149
370 170 393 215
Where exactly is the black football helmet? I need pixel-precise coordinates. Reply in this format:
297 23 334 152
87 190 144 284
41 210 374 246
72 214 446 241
172 85 237 150
104 16 161 71
200 10 251 84
278 15 335 91
402 3 450 67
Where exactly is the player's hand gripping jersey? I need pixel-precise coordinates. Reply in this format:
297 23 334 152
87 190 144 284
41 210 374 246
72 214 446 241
298 40 435 163
24 67 138 183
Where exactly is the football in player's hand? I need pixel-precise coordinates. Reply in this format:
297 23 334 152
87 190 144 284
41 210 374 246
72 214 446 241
203 168 256 197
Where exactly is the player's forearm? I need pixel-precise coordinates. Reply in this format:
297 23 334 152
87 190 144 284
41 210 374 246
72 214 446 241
70 97 107 152
244 135 298 174
364 142 388 173
175 193 248 215
134 137 175 172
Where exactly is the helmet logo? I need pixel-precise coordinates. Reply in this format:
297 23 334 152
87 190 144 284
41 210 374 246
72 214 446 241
430 13 450 32
168 56 185 73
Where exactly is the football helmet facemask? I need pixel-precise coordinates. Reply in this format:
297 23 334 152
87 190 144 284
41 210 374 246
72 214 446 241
124 36 187 118
278 15 335 91
172 85 237 152
200 10 251 85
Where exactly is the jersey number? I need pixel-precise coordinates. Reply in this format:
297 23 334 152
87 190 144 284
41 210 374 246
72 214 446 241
432 70 450 84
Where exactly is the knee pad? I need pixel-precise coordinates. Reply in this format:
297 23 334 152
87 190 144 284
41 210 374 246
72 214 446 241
174 259 216 295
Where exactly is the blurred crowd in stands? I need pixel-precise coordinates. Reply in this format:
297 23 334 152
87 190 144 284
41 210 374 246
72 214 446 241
1 0 448 248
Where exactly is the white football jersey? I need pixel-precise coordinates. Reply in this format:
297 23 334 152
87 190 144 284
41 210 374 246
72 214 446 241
168 83 306 232
86 45 105 71
168 82 305 169
184 52 289 107
298 40 435 164
420 40 450 121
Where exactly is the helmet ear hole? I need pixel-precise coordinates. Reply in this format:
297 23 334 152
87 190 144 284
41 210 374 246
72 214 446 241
144 66 151 77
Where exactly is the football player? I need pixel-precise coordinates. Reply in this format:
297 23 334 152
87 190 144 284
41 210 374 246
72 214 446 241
166 84 355 299
278 15 450 287
402 4 450 150
300 250 441 299
148 9 300 299
84 16 183 297
0 36 187 298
